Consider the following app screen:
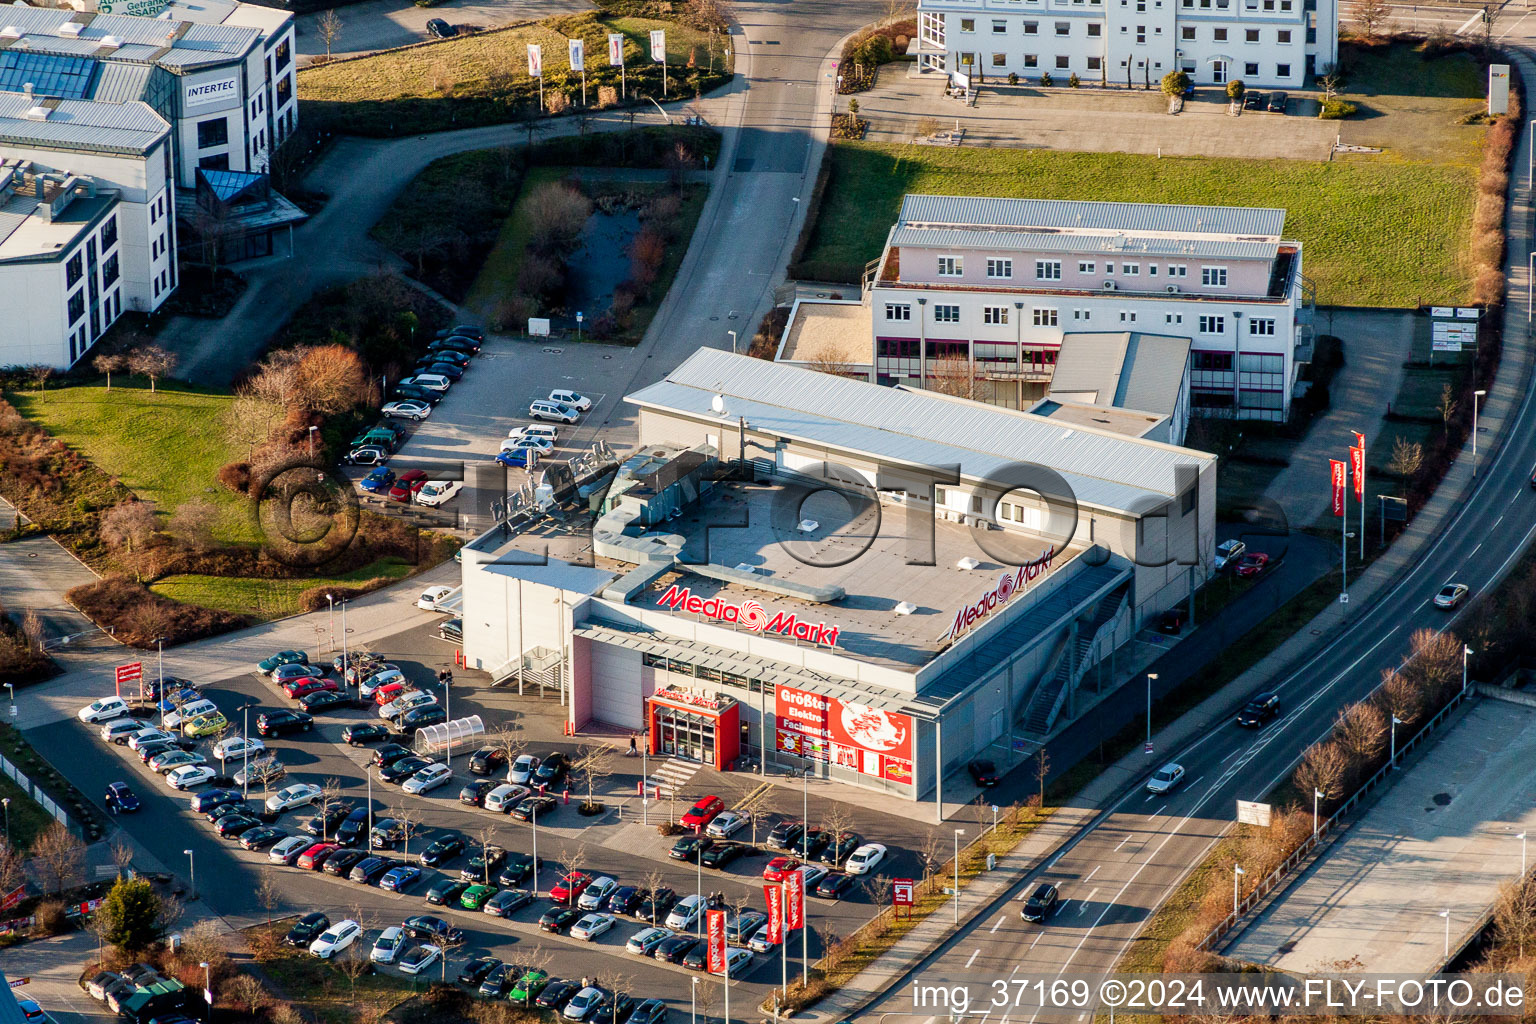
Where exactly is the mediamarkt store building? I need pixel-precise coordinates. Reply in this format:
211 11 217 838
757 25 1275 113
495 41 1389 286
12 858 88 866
458 351 1215 807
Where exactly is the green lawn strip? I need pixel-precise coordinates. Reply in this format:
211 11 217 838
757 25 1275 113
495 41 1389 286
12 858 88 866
1339 42 1484 97
797 144 1477 307
149 557 414 621
6 383 263 545
0 773 60 852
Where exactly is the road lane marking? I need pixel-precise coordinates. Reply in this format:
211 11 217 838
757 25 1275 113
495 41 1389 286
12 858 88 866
992 915 1006 933
1190 775 1205 787
1029 933 1044 949
1078 887 1099 913
966 948 981 967
1085 865 1101 881
1453 8 1483 33
1222 748 1242 763
1114 834 1133 851
1143 794 1156 802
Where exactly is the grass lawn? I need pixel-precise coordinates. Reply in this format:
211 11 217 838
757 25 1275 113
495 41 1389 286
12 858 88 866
297 11 729 138
798 144 1477 307
7 382 265 545
1339 40 1485 97
150 556 415 620
0 774 58 852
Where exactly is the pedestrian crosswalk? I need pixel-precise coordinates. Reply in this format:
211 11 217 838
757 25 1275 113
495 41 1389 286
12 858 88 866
645 758 702 796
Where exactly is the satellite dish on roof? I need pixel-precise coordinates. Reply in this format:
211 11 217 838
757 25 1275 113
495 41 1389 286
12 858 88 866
711 394 725 416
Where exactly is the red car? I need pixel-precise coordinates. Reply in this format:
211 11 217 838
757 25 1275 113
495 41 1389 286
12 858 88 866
1236 552 1271 578
762 856 801 882
285 677 338 700
680 795 724 830
549 871 591 905
297 842 340 871
373 682 408 706
388 469 429 503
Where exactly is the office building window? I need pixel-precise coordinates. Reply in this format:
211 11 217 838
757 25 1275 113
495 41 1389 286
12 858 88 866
1073 308 1091 321
1245 62 1259 75
987 258 1013 279
67 288 84 324
1168 264 1187 278
1122 263 1139 276
938 256 963 277
886 303 912 321
103 252 119 286
1078 261 1095 274
1087 22 1102 35
1246 28 1259 41
1201 266 1228 286
1213 27 1228 40
197 117 229 149
1032 307 1059 326
1181 25 1195 39
1249 317 1276 336
1136 25 1146 41
66 253 82 287
960 17 975 30
1056 21 1070 34
934 305 961 323
1024 20 1039 32
1036 260 1061 280
993 18 1007 31
1276 63 1291 77
1087 55 1101 69
1148 264 1158 276
199 154 231 171
1165 312 1184 325
1198 315 1226 334
1278 29 1291 42
1024 53 1039 66
993 52 1008 65
1055 54 1070 68
100 215 117 250
983 306 1009 325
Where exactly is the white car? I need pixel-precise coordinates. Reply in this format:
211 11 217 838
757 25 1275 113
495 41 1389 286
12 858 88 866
358 668 405 699
265 783 323 814
747 921 779 953
213 736 266 761
1214 538 1246 572
507 424 559 444
415 481 462 508
405 373 450 392
484 783 529 813
127 727 176 751
402 763 453 795
379 691 437 720
78 696 130 724
508 754 540 785
269 836 310 864
397 943 442 976
417 585 453 610
576 876 618 910
529 400 579 424
163 698 217 731
569 913 616 941
1434 582 1469 610
549 389 592 412
705 811 747 839
499 435 554 454
626 926 673 955
166 765 216 790
371 925 406 964
1146 762 1186 795
563 987 606 1021
382 399 432 421
665 894 707 931
844 843 888 876
309 919 362 959
712 947 753 976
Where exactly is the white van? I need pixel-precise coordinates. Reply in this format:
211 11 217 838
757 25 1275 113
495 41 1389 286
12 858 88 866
529 400 579 424
101 718 145 744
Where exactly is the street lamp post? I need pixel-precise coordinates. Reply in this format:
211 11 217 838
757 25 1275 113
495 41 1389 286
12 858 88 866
2 798 9 844
1518 832 1528 878
3 682 11 722
1233 865 1245 916
307 425 318 458
691 977 699 1024
241 703 256 798
1473 390 1487 475
1439 908 1451 958
1146 673 1157 753
326 594 336 652
1390 716 1403 767
1341 531 1355 602
1313 788 1323 839
199 961 212 1023
1463 644 1473 696
728 330 738 354
184 849 195 899
530 803 540 897
953 828 965 925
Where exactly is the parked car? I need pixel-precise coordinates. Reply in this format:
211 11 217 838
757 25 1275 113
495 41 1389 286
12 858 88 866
371 743 413 768
286 677 337 700
509 968 551 1004
285 912 330 947
266 783 324 814
398 943 443 975
705 811 747 839
576 876 619 910
350 857 397 885
460 884 498 910
570 913 617 941
297 842 341 871
213 736 266 761
379 691 437 720
1236 552 1270 578
344 445 389 466
820 831 863 867
529 400 580 424
635 887 677 924
967 759 1000 787
815 871 856 900
389 469 430 503
380 756 434 784
149 749 205 773
512 795 556 821
167 765 216 789
844 843 888 875
725 909 768 945
381 865 423 892
256 710 313 736
1021 882 1060 923
309 919 361 959
425 878 473 907
1214 539 1246 571
670 835 713 862
1243 90 1265 110
240 826 290 851
627 926 673 956
462 845 507 882
500 751 533 781
1157 607 1188 635
399 705 448 732
402 762 453 794
539 906 582 934
402 915 463 944
438 324 484 341
336 807 373 846
214 814 262 839
164 698 217 730
191 788 243 814
390 384 442 405
382 400 432 421
766 820 805 852
424 18 454 38
460 779 497 806
653 936 701 964
1266 91 1289 112
700 842 746 869
533 752 569 786
371 926 407 964
321 849 370 876
406 373 451 392
629 998 670 1024
269 836 310 865
369 817 405 849
607 885 642 915
421 835 466 866
104 781 140 813
665 894 706 931
343 722 390 745
416 481 462 507
485 783 530 813
456 956 500 986
548 389 591 411
485 888 535 917
681 795 724 830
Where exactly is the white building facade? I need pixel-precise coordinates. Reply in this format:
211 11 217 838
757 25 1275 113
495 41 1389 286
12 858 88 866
865 194 1313 422
917 0 1338 89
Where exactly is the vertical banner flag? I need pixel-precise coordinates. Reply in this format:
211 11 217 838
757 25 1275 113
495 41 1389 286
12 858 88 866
608 32 624 65
1352 433 1366 501
784 869 805 930
568 37 584 71
705 909 727 973
764 885 783 945
1330 459 1347 518
649 28 666 62
527 43 543 77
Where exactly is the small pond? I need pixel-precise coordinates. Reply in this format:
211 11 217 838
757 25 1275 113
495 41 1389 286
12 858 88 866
554 206 641 330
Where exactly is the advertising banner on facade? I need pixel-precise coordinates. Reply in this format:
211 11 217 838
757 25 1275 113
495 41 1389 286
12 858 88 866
1330 460 1346 518
608 33 625 65
764 884 783 944
706 909 727 973
527 44 543 77
784 870 805 930
775 684 914 785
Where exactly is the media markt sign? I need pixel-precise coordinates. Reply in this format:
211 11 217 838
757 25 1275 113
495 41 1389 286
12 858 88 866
98 0 170 16
654 585 841 647
942 549 1055 641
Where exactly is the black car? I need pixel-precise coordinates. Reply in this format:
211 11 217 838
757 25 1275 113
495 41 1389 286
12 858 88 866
302 802 355 838
477 962 514 998
533 752 568 787
371 743 413 768
462 846 507 882
321 849 370 877
670 835 714 862
137 739 182 763
630 998 669 1024
700 842 746 869
1236 692 1281 728
239 826 289 851
403 914 463 943
1021 882 1060 923
414 360 465 380
1266 91 1289 112
468 747 508 776
380 756 433 784
426 879 474 907
398 706 447 733
1243 90 1265 110
368 818 404 849
342 722 390 746
815 871 856 900
428 339 479 359
538 906 581 933
191 788 243 814
457 956 501 987
606 884 642 915
766 820 805 851
214 814 262 839
497 852 540 886
256 710 313 737
350 856 396 884
205 803 247 824
536 980 581 1011
336 807 372 846
285 912 329 946
635 887 677 923
438 619 463 643
1157 607 1188 635
820 831 863 867
799 828 833 860
654 936 701 964
425 17 454 37
512 795 556 822
420 835 466 867
591 993 636 1022
460 779 497 806
485 888 535 917
682 943 711 970
968 759 1000 787
390 384 443 405
299 689 353 714
437 324 484 342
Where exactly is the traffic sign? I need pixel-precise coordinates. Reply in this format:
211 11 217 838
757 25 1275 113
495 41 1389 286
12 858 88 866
1144 741 1154 754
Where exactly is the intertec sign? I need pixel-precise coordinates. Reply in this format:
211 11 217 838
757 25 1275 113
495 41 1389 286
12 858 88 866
655 585 840 647
943 550 1055 641
185 77 238 108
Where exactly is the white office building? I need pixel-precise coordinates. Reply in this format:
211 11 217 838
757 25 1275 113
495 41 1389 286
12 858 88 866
916 0 1338 89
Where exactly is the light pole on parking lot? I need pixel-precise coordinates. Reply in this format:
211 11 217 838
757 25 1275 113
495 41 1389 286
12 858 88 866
184 848 195 899
1146 673 1157 755
1473 389 1488 476
529 801 540 897
2 798 10 844
199 962 211 1022
953 828 965 924
241 703 257 798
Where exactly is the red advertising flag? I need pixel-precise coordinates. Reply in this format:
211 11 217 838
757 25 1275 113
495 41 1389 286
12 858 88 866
784 869 805 930
1350 445 1365 501
764 884 783 945
1330 460 1346 517
705 909 727 974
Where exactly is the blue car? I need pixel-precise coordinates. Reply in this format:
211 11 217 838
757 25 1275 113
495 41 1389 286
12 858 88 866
157 687 201 713
105 782 140 813
494 449 536 468
360 467 397 494
380 864 422 893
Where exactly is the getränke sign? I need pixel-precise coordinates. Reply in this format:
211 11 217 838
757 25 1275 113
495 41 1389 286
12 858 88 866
655 585 840 648
943 550 1055 641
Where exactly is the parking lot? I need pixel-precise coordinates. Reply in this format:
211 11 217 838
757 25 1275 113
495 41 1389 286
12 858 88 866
42 615 946 1018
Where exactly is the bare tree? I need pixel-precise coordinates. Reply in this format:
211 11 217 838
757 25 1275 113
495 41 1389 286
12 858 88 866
1292 739 1351 802
0 839 24 897
1316 63 1343 100
1034 747 1051 807
1494 875 1536 959
94 352 129 391
32 821 85 893
917 828 944 889
256 873 281 928
802 342 855 377
25 364 53 395
127 346 177 393
927 353 981 401
642 868 666 925
336 940 373 997
99 502 158 555
391 802 423 863
493 722 529 763
317 8 343 59
573 744 615 808
227 974 268 1018
318 777 345 842
1438 383 1459 438
1334 702 1388 763
1389 436 1424 479
245 358 299 408
819 804 855 857
223 396 279 462
476 825 500 886
110 837 135 879
168 498 218 554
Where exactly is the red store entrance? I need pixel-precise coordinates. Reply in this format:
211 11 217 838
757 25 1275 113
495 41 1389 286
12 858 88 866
645 689 740 770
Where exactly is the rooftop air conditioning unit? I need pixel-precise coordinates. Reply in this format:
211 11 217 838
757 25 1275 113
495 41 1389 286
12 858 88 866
1102 280 1118 291
1166 284 1180 294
